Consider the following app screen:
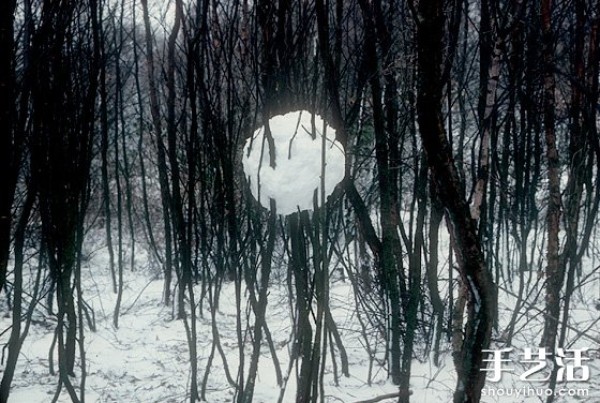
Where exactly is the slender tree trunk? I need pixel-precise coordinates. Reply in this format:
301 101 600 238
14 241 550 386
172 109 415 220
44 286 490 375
289 212 314 403
427 181 446 366
0 0 18 297
539 0 563 352
97 2 117 294
415 1 496 401
243 200 277 403
357 0 403 384
471 35 502 221
0 182 36 401
399 155 427 402
131 0 163 270
139 0 174 306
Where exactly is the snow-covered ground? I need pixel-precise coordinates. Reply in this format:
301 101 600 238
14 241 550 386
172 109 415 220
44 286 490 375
3 237 600 402
1 244 404 402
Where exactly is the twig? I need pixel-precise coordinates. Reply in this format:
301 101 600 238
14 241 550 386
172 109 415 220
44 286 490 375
122 275 159 315
352 391 407 403
498 284 600 344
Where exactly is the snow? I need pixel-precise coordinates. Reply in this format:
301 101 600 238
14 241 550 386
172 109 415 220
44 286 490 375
1 243 403 403
242 110 345 216
2 220 600 403
3 231 600 402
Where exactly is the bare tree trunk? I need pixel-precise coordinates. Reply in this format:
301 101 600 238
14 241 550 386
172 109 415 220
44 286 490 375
427 181 446 366
139 0 174 306
97 1 117 294
547 2 599 400
0 0 18 297
243 200 277 403
471 35 502 221
0 182 36 401
357 0 403 384
415 1 496 402
131 0 163 271
539 0 563 352
289 212 314 403
399 154 427 402
113 15 125 327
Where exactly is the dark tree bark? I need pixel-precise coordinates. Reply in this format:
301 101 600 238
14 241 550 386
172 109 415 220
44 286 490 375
399 153 427 402
0 0 19 297
287 212 316 403
28 2 99 401
139 0 175 306
0 182 36 402
112 9 125 328
539 0 563 352
357 0 403 384
415 1 496 402
471 10 503 223
243 200 277 403
97 1 117 295
545 1 599 400
427 180 446 365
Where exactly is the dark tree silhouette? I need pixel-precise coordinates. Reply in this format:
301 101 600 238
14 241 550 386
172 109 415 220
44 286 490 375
0 0 20 298
415 0 496 401
2 1 600 402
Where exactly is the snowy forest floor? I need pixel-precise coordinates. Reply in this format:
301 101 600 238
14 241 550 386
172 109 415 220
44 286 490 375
2 239 600 403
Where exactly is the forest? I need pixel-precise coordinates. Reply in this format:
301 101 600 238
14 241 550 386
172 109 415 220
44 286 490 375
1 0 600 402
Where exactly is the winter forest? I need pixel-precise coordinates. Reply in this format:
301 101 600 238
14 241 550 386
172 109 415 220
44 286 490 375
1 0 600 402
